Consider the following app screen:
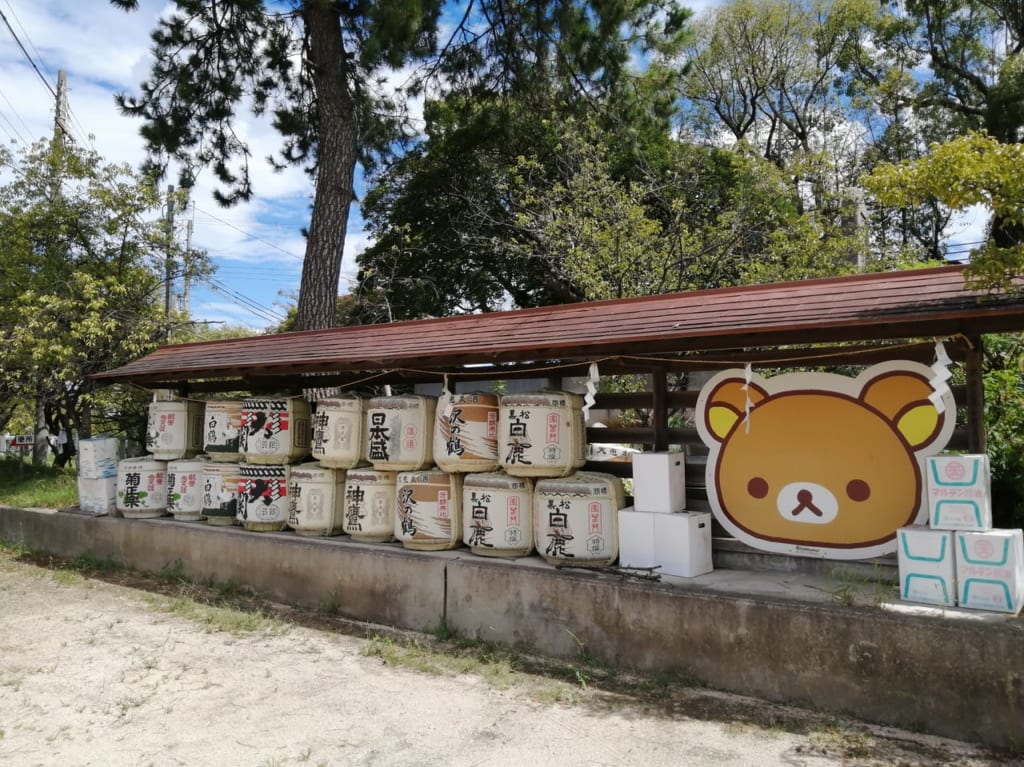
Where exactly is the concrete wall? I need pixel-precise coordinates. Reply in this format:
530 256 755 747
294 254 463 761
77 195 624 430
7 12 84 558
2 506 1022 749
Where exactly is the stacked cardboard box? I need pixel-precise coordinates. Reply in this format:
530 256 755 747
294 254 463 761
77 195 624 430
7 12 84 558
76 436 120 515
618 452 713 578
898 454 1023 614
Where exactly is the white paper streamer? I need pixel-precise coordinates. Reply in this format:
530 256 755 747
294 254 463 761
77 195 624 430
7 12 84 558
442 374 451 398
929 341 953 413
583 362 600 422
742 362 754 434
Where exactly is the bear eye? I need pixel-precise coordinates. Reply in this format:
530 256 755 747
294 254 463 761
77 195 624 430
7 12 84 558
748 477 769 499
846 479 871 502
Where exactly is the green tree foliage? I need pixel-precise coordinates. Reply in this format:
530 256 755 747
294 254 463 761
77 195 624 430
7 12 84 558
0 140 184 465
862 132 1024 288
112 0 443 331
353 0 693 321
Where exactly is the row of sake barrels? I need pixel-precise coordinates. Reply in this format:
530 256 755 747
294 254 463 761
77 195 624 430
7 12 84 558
146 390 587 478
116 457 623 566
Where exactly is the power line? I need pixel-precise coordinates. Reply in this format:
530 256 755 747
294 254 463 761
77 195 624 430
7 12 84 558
206 276 287 324
0 7 57 102
194 205 305 261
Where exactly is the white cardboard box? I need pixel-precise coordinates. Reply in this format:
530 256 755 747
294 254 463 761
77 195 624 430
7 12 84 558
632 451 686 513
896 526 956 607
653 511 713 578
926 454 992 531
955 529 1024 614
77 436 120 479
77 475 117 516
617 508 656 569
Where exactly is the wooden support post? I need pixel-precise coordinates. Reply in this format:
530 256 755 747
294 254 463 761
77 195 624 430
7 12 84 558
653 366 669 452
964 335 986 454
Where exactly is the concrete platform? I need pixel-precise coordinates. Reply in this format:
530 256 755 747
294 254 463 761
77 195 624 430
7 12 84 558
1 505 1021 749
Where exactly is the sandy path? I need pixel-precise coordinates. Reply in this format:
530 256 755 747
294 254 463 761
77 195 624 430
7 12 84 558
0 551 1016 767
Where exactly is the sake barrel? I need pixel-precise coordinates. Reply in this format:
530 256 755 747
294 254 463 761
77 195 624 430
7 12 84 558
534 471 624 566
146 399 204 461
366 395 435 471
287 462 346 537
116 458 168 518
434 391 500 473
201 463 241 526
77 435 120 479
203 399 243 462
238 464 292 532
240 396 311 465
311 394 367 469
167 458 207 521
498 391 586 477
395 469 463 551
342 468 397 543
463 471 534 557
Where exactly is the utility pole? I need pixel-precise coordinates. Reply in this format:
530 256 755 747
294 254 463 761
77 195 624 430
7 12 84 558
181 211 193 316
53 69 69 147
164 184 176 341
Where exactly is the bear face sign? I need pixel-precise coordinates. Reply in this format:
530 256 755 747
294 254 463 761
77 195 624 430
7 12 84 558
695 361 956 560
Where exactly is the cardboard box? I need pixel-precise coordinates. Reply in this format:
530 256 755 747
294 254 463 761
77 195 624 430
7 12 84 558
77 475 117 516
632 451 686 513
617 507 656 569
653 512 713 578
926 454 992 531
955 529 1024 614
77 436 120 479
896 526 956 607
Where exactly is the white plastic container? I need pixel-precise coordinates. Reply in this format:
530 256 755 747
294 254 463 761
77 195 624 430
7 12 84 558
77 435 120 479
342 469 397 543
287 462 346 536
534 471 624 566
311 394 367 469
240 396 311 465
203 400 244 462
146 399 204 461
166 458 207 521
116 458 168 518
201 463 242 526
238 463 292 532
434 392 500 473
498 391 586 477
366 395 436 471
395 469 463 550
463 471 534 557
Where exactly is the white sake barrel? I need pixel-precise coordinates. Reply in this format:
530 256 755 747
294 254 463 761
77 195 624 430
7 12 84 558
146 399 204 461
167 458 207 521
395 469 463 551
238 464 292 532
311 395 367 469
203 399 243 462
342 469 397 542
116 458 168 518
463 472 534 557
201 463 242 526
287 462 346 537
240 396 311 464
498 391 586 477
434 392 500 473
534 472 624 566
366 395 436 471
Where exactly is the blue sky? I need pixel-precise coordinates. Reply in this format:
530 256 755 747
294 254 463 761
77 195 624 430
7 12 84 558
0 0 987 333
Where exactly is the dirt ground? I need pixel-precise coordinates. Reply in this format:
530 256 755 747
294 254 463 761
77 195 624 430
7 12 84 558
0 547 1019 767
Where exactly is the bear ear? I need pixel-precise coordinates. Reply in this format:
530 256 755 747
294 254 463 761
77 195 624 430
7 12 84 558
703 377 767 442
860 369 945 449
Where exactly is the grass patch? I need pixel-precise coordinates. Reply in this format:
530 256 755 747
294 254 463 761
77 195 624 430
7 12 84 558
0 457 78 509
146 587 290 636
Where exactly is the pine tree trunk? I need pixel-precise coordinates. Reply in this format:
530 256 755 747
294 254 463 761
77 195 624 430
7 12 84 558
295 1 360 332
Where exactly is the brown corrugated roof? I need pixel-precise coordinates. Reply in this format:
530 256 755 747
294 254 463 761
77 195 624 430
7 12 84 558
95 265 1024 390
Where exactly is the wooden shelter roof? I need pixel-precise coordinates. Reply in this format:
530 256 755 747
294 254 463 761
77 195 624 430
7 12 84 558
94 265 1024 392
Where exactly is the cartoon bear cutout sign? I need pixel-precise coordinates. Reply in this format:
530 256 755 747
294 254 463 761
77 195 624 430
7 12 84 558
695 361 956 560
